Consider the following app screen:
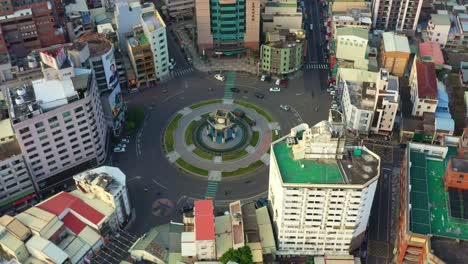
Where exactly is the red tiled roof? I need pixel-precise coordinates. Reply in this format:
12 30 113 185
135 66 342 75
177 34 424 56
416 60 438 99
419 42 444 65
194 200 214 241
62 212 87 235
37 192 105 225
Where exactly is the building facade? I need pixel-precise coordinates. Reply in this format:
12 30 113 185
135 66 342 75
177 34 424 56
371 0 423 32
6 45 107 194
269 121 380 256
330 1 372 39
0 0 65 62
380 32 410 77
262 1 302 34
127 27 157 88
195 0 260 57
261 31 305 75
335 27 369 70
115 1 143 52
409 60 438 117
164 0 195 20
425 14 451 48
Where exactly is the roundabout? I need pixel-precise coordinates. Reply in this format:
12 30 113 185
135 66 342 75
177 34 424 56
163 99 278 177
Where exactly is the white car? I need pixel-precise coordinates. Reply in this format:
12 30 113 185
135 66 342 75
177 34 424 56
121 139 129 144
170 58 175 63
214 74 225 81
280 104 290 111
275 79 281 85
260 75 267 81
169 65 174 70
113 147 125 153
330 90 336 96
269 87 281 92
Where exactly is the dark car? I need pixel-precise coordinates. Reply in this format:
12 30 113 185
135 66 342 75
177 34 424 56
230 87 240 93
181 205 194 213
255 198 268 209
254 92 265 99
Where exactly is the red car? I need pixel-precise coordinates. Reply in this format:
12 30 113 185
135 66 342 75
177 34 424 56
280 79 287 88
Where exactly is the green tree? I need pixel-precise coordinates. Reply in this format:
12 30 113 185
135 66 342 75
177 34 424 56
219 246 253 264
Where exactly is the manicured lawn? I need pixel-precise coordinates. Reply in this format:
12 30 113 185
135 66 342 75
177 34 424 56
193 148 214 160
201 113 211 119
222 160 264 177
164 114 182 152
243 115 253 124
234 100 274 122
190 99 222 109
222 150 248 161
176 158 209 176
185 121 196 145
250 131 260 146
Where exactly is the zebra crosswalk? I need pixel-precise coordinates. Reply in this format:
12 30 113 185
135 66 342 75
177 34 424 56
223 72 236 100
305 64 329 70
205 181 219 199
169 67 194 78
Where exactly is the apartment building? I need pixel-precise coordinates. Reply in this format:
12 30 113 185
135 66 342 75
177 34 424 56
6 45 107 195
261 30 306 75
418 42 445 66
140 3 170 81
195 0 260 57
446 13 468 53
269 121 380 256
380 32 410 77
335 27 369 70
371 0 424 31
164 0 195 20
425 14 451 48
194 200 216 260
396 142 468 264
0 0 65 62
409 60 438 117
127 27 157 87
330 0 372 39
74 166 132 227
262 1 302 33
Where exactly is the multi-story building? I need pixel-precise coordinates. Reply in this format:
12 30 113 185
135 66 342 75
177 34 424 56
409 60 438 117
380 32 411 78
115 1 143 52
339 68 399 135
164 0 195 20
0 0 65 62
63 0 93 42
0 116 35 213
396 141 468 264
140 3 170 81
195 0 260 57
269 120 380 256
73 166 132 227
445 13 468 53
418 42 445 67
127 27 157 88
330 0 372 39
194 199 216 260
5 45 107 195
335 27 369 70
260 30 306 75
425 13 451 48
371 0 424 32
262 1 302 34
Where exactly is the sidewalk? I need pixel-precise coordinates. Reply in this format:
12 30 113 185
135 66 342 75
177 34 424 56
172 24 259 74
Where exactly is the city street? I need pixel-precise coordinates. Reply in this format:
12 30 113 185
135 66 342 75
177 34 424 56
119 71 331 235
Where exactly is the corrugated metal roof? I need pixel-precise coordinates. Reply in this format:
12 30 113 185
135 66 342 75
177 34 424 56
78 226 101 247
0 215 31 241
383 32 410 53
181 232 196 257
419 42 444 65
15 207 63 239
26 235 69 263
70 190 114 217
194 200 215 241
431 14 451 26
215 215 233 259
415 60 437 99
62 213 87 235
255 207 276 254
0 226 25 252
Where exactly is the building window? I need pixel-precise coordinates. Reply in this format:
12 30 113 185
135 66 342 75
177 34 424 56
35 122 44 128
19 127 30 134
75 106 84 113
62 111 71 119
48 117 58 123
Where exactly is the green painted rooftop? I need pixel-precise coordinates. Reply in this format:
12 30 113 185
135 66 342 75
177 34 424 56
273 142 344 184
137 33 149 45
409 147 468 241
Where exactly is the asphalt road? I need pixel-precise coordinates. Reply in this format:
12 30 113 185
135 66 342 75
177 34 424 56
117 71 330 235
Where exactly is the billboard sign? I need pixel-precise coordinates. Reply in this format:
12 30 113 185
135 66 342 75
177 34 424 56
39 46 67 70
101 46 119 91
108 84 123 118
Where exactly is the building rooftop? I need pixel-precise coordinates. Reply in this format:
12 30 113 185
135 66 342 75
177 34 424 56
141 4 165 32
0 215 31 241
255 207 276 254
62 212 87 235
26 235 69 264
128 32 149 48
430 236 468 263
215 215 233 259
382 32 410 53
415 60 438 99
74 166 126 195
0 139 21 161
37 192 105 226
0 226 25 256
419 42 445 65
272 123 379 185
336 27 368 40
407 144 468 240
431 14 451 26
97 23 115 34
15 207 64 240
75 32 112 57
194 200 215 241
242 202 260 243
57 233 90 264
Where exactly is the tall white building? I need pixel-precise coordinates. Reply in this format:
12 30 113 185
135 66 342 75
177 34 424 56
425 14 451 48
73 166 132 227
269 120 380 256
339 68 399 135
140 3 170 81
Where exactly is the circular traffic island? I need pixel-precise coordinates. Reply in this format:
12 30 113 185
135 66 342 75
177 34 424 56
163 99 276 177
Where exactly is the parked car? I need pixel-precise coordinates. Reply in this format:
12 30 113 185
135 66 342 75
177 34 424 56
113 147 125 153
255 198 268 209
280 104 290 111
330 90 336 96
260 75 267 81
275 79 281 85
254 92 265 99
280 79 287 88
269 87 281 92
230 87 240 93
214 74 225 81
121 139 129 144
